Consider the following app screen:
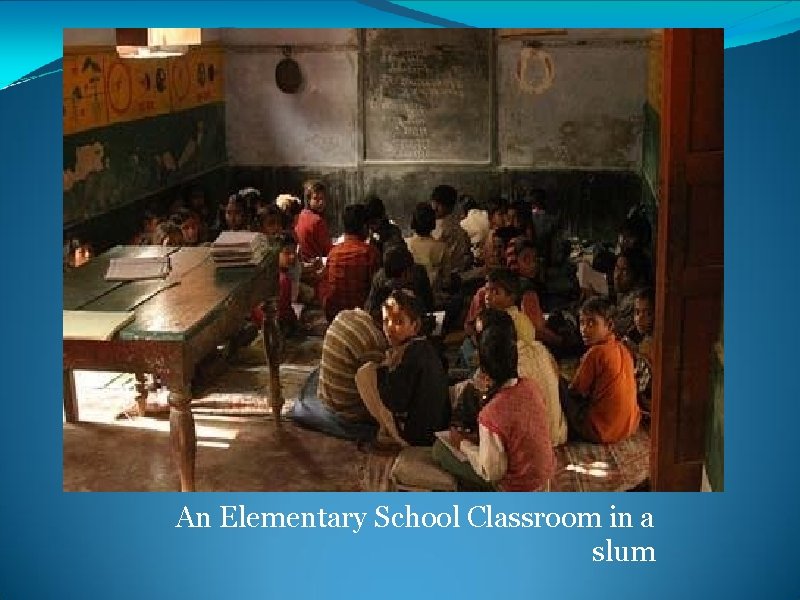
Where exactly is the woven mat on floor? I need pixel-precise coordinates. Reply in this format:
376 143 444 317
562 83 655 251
357 427 650 492
551 427 650 492
357 450 399 492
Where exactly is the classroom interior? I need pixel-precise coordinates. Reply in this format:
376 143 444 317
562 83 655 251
62 28 723 493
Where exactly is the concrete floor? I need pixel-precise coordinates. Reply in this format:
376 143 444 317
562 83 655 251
63 328 650 493
63 334 369 492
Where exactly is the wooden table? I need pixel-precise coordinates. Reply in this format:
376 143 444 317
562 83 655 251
63 245 282 491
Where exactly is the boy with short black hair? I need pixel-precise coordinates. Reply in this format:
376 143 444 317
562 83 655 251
431 184 472 274
406 202 449 294
364 242 434 316
515 239 562 347
566 296 640 443
323 203 380 321
364 194 403 262
623 287 655 414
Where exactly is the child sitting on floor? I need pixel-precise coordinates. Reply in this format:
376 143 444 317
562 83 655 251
612 248 651 335
252 233 304 338
151 221 184 246
355 289 450 447
565 296 640 443
131 207 162 245
462 308 567 447
435 312 555 491
364 242 434 315
406 202 449 296
622 287 655 415
259 204 285 239
171 208 202 246
483 268 535 343
515 239 562 348
460 268 534 368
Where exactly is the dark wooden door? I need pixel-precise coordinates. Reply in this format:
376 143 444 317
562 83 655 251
651 29 724 491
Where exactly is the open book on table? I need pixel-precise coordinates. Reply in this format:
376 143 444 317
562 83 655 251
105 256 171 281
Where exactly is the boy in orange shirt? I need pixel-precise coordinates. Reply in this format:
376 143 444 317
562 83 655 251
565 296 640 443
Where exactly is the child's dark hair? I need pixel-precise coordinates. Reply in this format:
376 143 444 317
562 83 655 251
152 221 183 246
343 203 367 236
364 194 386 223
260 203 283 229
486 268 520 303
431 184 458 211
510 200 535 240
635 287 655 306
277 195 302 228
476 307 518 344
514 237 537 259
225 191 252 227
486 196 507 220
477 313 519 399
580 296 616 322
493 225 518 247
618 248 651 287
460 193 477 212
277 232 297 250
530 188 547 210
237 187 262 211
410 202 437 236
382 289 424 325
303 180 326 204
169 208 192 228
621 212 652 248
383 244 413 279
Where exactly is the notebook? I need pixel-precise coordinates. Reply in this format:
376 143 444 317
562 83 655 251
576 261 609 296
434 430 468 462
63 310 136 341
105 256 171 281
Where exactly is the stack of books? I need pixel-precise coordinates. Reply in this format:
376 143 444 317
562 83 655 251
105 256 171 280
211 231 270 267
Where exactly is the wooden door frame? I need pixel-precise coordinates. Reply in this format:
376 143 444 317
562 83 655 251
650 29 724 491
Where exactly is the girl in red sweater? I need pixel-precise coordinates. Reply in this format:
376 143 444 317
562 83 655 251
439 310 555 491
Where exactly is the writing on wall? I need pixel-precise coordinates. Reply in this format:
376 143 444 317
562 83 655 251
363 29 492 162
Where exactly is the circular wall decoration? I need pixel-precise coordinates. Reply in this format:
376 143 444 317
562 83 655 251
107 61 133 115
275 57 302 94
171 61 190 102
516 47 555 95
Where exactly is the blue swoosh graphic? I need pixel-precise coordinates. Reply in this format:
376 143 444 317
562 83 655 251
355 0 468 26
3 1 800 93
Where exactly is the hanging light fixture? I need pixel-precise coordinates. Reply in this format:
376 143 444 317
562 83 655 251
116 28 201 59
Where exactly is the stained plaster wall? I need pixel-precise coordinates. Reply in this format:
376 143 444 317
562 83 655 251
224 28 649 238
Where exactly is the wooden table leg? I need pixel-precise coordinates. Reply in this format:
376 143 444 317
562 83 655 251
134 372 148 417
167 382 196 492
63 369 79 423
262 298 284 422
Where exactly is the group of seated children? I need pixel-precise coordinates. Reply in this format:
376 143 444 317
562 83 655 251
70 175 656 491
288 185 656 491
131 187 213 248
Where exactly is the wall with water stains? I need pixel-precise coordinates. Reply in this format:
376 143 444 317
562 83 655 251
64 29 654 245
224 28 651 239
63 30 227 240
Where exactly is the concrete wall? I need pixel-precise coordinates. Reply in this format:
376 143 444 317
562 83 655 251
63 29 651 244
224 29 359 166
63 29 227 245
498 31 649 168
225 28 648 170
223 28 649 236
